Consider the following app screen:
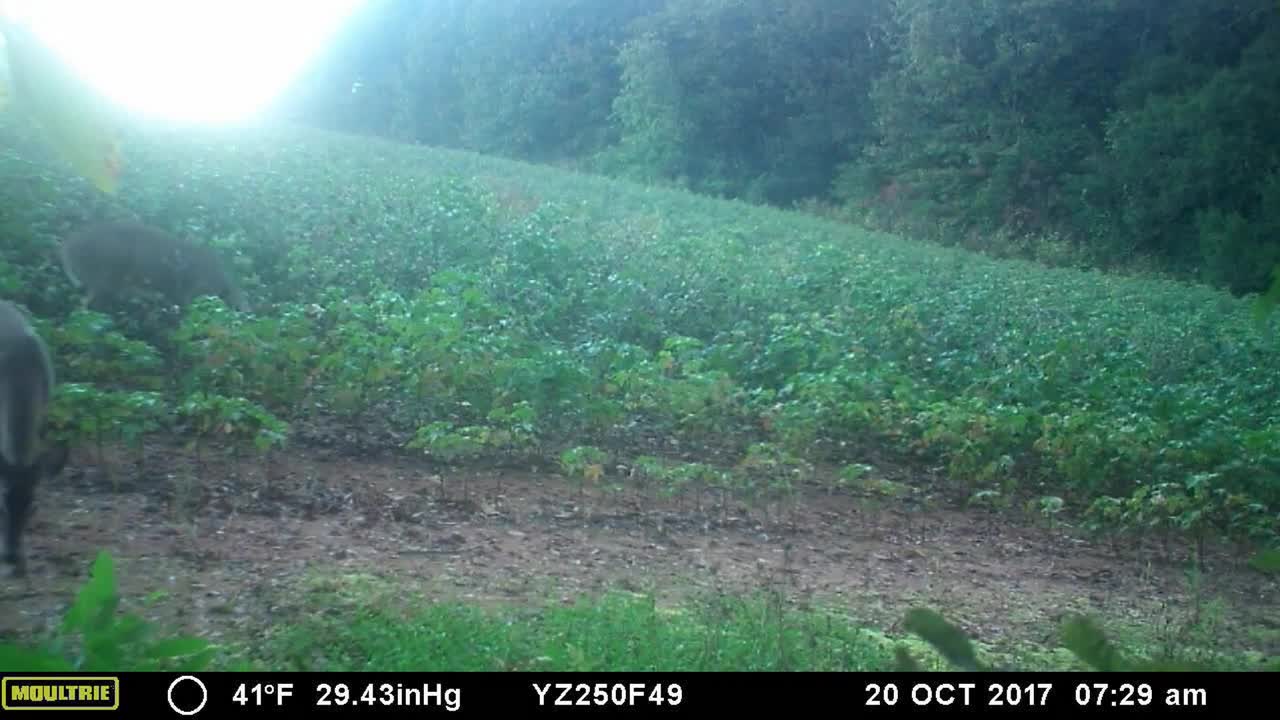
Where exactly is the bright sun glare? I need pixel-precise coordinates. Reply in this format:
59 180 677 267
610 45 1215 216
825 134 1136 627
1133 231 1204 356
6 0 363 124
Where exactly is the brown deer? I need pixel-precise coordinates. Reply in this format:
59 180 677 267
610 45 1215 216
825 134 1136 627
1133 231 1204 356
0 300 69 577
59 219 250 313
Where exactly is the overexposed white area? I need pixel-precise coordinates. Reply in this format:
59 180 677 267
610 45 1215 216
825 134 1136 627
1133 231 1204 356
4 0 363 124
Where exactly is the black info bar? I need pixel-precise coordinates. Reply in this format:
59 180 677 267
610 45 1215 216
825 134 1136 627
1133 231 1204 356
0 671 1260 715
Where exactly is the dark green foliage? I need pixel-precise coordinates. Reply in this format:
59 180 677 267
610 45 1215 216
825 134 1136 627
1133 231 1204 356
1059 614 1126 672
601 0 888 205
901 608 983 671
1096 20 1280 292
842 0 1280 293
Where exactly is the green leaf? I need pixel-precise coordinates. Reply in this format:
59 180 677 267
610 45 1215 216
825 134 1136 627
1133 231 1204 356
902 607 982 671
61 551 120 635
1060 614 1124 671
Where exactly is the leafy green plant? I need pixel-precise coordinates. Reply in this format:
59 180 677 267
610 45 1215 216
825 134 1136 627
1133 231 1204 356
0 552 216 671
736 442 813 525
560 445 609 503
175 391 288 471
45 383 170 468
174 297 318 415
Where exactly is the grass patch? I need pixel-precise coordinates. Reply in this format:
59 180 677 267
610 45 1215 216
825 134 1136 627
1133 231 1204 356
250 580 900 672
3 554 1270 672
233 578 1275 672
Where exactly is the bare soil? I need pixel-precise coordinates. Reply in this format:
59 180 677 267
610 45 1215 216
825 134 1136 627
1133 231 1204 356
2 437 1277 665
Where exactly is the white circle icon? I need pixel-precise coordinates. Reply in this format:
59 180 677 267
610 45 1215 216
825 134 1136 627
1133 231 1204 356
167 675 208 716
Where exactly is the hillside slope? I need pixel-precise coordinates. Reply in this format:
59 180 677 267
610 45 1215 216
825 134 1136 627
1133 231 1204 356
0 119 1276 668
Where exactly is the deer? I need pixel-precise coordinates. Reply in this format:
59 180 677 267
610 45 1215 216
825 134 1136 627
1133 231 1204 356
58 219 250 314
0 300 69 577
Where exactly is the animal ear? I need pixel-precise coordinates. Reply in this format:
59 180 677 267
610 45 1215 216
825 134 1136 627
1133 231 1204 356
41 443 71 478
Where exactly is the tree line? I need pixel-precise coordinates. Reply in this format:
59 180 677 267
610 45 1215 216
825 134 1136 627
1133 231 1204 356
271 0 1280 297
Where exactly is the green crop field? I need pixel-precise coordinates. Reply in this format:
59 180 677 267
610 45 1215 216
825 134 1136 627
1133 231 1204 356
0 117 1276 672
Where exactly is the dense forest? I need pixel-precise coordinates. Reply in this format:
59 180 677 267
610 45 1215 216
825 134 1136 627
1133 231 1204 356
271 0 1280 298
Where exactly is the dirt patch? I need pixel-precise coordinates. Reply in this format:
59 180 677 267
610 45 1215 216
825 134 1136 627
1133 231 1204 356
2 438 1276 664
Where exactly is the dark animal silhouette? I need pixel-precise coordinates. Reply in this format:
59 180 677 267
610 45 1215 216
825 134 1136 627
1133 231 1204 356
59 219 250 313
0 300 69 577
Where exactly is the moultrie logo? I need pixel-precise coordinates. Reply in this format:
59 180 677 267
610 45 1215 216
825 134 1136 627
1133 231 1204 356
1 676 120 710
